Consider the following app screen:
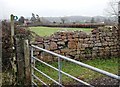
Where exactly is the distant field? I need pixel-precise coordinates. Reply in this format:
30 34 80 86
29 27 93 36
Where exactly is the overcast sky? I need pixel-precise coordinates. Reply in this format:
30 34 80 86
0 0 110 19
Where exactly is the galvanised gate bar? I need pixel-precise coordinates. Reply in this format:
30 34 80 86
31 45 120 87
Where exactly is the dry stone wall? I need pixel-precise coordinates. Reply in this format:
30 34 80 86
33 26 119 62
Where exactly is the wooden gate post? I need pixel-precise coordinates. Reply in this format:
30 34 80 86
24 40 31 85
16 37 31 86
10 14 17 85
16 37 25 85
10 14 15 45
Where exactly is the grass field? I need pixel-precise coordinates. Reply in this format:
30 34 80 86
29 27 93 36
34 58 118 85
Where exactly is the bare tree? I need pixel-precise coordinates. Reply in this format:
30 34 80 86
91 17 95 23
104 0 119 25
36 14 41 22
61 18 65 24
18 16 25 24
61 17 67 24
105 0 119 16
31 13 36 22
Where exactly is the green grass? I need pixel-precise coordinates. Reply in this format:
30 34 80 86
34 58 118 85
29 27 93 36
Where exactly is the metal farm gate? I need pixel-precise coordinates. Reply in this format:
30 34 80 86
31 45 120 87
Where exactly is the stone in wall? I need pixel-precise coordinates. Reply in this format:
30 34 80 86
79 54 85 60
79 31 87 39
61 48 70 53
74 55 80 60
77 42 82 49
40 52 54 62
50 42 58 50
95 43 102 47
57 41 65 46
73 33 79 38
83 44 89 48
68 35 73 40
79 39 84 43
68 39 78 48
61 36 66 40
68 41 77 49
84 38 89 43
88 44 94 47
91 29 99 34
35 36 43 42
44 43 50 50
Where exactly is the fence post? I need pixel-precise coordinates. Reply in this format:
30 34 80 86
10 14 18 85
10 14 14 45
24 40 31 85
31 47 36 87
16 37 25 85
16 37 31 85
58 57 62 85
31 47 36 86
